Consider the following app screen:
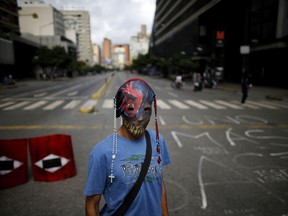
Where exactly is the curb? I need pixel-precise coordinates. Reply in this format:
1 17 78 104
79 75 113 113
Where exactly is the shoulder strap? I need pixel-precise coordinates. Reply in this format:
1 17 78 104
112 130 152 216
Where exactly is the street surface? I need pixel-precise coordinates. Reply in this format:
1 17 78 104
0 72 288 216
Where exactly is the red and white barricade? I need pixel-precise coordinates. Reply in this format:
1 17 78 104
0 138 28 189
28 134 77 182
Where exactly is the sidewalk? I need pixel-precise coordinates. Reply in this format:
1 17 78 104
216 82 288 102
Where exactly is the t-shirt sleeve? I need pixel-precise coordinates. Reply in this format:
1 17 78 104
160 135 171 166
83 149 107 196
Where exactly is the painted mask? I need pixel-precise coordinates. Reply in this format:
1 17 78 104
115 78 155 138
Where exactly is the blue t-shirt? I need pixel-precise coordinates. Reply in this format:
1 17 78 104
83 129 171 216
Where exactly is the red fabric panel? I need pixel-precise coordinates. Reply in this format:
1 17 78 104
28 134 77 182
0 138 28 189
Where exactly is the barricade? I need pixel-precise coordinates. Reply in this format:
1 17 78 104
0 134 77 189
0 138 28 189
28 134 77 182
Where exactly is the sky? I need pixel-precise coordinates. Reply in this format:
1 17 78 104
44 0 156 45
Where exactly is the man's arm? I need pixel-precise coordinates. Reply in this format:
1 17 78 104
85 194 102 216
161 179 169 216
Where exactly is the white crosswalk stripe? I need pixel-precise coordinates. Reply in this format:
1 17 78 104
231 100 260 109
102 99 113 108
43 100 64 110
23 101 48 110
246 101 278 109
214 100 244 109
63 100 81 109
184 100 208 109
259 100 288 109
168 100 190 109
0 101 15 108
199 100 226 109
157 100 171 109
3 101 30 110
0 99 288 111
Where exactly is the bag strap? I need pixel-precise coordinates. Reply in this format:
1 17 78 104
112 130 152 216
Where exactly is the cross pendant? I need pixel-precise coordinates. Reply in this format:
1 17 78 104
108 174 115 183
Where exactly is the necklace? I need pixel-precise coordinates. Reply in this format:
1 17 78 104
109 97 118 183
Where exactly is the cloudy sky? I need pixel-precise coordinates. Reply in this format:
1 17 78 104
44 0 156 45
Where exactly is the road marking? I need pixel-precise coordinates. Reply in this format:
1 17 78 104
3 101 29 110
199 100 226 109
23 101 48 110
63 100 81 109
184 100 208 109
259 100 288 109
102 99 113 108
34 92 47 97
157 100 171 109
231 100 260 109
246 101 278 109
43 100 64 110
169 100 190 109
215 100 244 109
79 99 98 113
0 101 15 108
67 91 78 96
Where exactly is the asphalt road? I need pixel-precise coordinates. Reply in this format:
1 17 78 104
1 72 288 216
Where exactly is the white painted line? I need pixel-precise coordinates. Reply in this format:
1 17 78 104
259 100 288 109
63 100 81 109
215 100 244 109
231 100 260 109
184 100 208 109
67 91 78 96
169 100 190 109
3 101 30 110
80 99 98 113
199 100 226 109
0 101 15 108
43 100 64 110
158 115 166 125
102 99 113 108
157 100 171 109
23 101 48 110
246 101 278 109
34 92 47 97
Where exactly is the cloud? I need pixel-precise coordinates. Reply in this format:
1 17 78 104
44 0 155 45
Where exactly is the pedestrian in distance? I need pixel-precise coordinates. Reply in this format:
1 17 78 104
241 72 252 103
84 78 171 216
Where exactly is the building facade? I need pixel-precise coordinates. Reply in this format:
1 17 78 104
130 25 150 63
92 43 101 65
150 0 288 87
0 0 39 79
102 38 112 67
112 44 130 69
62 10 93 65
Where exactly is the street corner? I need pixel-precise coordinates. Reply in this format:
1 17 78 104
79 99 97 113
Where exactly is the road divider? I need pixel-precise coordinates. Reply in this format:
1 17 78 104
79 75 114 113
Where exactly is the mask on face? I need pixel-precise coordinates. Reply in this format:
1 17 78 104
115 78 155 138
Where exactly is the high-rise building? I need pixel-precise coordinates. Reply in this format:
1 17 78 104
62 10 93 65
130 25 150 62
92 43 101 65
150 0 288 87
102 38 112 67
18 0 75 56
112 44 130 69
